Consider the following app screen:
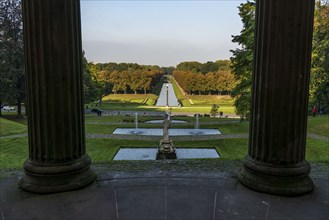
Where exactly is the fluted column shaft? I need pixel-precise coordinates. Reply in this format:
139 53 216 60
20 0 96 193
238 0 315 195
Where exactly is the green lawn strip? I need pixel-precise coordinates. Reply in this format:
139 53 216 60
102 94 158 102
307 115 329 137
0 117 28 137
146 99 156 106
170 76 190 106
0 111 18 116
169 106 236 114
218 121 249 134
85 121 246 134
85 124 117 134
85 123 192 134
169 75 185 99
85 115 168 123
2 117 28 126
188 95 234 104
88 104 163 111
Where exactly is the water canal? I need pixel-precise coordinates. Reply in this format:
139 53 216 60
155 83 179 107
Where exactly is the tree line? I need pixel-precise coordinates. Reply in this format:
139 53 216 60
176 60 231 74
172 62 235 95
83 61 163 105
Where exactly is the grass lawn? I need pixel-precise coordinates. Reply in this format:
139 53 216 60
306 138 329 163
170 76 187 103
0 138 28 169
1 137 327 173
307 115 329 136
0 114 328 176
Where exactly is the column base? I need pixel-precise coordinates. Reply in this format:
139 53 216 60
238 156 314 196
19 155 97 194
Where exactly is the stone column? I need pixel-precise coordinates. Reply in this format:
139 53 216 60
20 0 96 193
238 0 315 196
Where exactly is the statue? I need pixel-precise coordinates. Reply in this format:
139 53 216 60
163 117 170 141
156 112 176 160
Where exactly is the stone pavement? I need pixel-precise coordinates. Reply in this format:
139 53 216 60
1 162 328 220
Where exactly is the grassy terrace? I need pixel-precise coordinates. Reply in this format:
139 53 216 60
94 93 159 110
0 115 328 178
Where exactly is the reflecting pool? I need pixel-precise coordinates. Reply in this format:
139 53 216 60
155 83 179 106
113 148 220 160
113 128 221 136
144 120 188 124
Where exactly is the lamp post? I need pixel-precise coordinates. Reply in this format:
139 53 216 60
166 84 169 108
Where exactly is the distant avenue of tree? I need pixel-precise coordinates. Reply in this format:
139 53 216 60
172 60 236 95
82 60 235 105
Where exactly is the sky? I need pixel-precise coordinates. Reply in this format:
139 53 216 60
80 0 246 67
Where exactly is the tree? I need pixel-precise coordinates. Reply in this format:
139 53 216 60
82 54 99 104
0 0 24 116
141 71 152 94
200 61 218 74
176 61 202 73
230 1 255 119
210 104 219 117
161 66 175 75
205 72 216 95
220 70 236 95
87 64 113 106
310 1 329 113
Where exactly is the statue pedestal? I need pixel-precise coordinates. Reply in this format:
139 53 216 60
156 139 176 160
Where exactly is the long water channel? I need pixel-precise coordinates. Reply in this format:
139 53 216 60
155 83 179 107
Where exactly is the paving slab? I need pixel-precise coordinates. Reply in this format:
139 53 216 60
116 186 166 220
0 166 328 220
167 186 217 220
